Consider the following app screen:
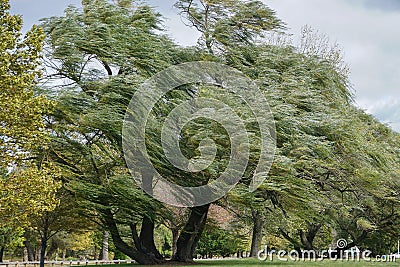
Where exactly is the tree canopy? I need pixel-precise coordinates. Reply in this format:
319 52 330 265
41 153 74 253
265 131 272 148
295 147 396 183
0 0 60 230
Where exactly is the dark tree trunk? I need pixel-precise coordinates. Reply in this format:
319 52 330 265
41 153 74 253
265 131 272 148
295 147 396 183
99 230 109 260
279 228 302 254
0 247 4 262
299 230 312 250
136 172 163 260
39 238 47 267
103 210 164 265
101 171 164 264
139 216 163 259
330 231 368 258
39 212 51 267
299 223 322 251
173 204 210 262
130 223 142 252
250 210 264 257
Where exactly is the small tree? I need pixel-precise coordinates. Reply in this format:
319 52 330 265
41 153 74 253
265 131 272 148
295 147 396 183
0 0 59 229
196 220 241 258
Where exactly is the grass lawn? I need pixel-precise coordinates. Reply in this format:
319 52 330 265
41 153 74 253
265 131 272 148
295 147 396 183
93 258 400 267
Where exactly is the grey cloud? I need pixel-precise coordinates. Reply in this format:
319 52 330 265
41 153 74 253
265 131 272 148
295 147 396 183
147 0 176 13
10 0 81 30
358 98 400 131
363 0 400 11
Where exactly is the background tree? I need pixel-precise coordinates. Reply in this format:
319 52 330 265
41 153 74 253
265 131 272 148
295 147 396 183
27 187 93 267
0 0 60 229
0 227 24 262
195 220 241 258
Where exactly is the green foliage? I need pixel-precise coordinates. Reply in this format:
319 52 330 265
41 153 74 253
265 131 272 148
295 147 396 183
0 164 61 228
196 221 242 258
42 0 175 79
0 227 24 251
175 0 284 53
0 0 60 229
39 0 182 225
222 31 400 254
0 0 52 166
113 249 127 260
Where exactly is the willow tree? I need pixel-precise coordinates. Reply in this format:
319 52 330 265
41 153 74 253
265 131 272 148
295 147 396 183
323 107 400 254
219 40 351 256
171 6 353 255
40 0 286 264
40 0 188 264
235 37 400 255
168 1 286 261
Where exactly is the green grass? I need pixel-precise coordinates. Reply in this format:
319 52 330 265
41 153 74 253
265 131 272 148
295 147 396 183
92 258 400 267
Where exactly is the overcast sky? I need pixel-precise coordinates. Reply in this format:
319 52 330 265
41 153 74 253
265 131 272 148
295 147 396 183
10 0 400 132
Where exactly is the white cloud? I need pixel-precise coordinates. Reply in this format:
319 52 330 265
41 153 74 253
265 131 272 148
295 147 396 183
161 13 201 46
266 0 400 132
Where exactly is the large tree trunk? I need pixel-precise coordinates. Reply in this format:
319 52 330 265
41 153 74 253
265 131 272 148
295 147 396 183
102 171 164 264
250 210 264 257
135 172 163 260
103 210 163 265
99 230 109 260
39 213 51 267
173 204 210 262
139 216 163 259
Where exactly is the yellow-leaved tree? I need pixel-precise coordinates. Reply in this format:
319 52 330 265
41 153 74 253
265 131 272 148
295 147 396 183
0 0 60 229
